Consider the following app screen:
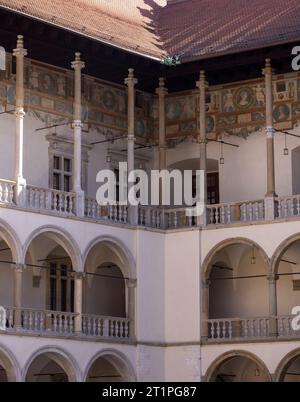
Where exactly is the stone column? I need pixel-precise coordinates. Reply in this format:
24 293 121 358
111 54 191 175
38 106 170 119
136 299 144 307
71 53 85 217
13 35 27 206
127 278 136 340
268 273 278 337
125 69 138 225
201 279 210 341
196 71 208 226
13 264 24 330
263 59 276 220
74 272 84 334
156 78 168 171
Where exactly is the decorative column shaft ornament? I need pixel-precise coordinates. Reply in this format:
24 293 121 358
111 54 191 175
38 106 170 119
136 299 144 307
267 273 279 337
74 272 85 334
71 52 85 216
263 59 277 201
13 263 24 330
13 35 27 206
196 71 208 226
125 69 138 225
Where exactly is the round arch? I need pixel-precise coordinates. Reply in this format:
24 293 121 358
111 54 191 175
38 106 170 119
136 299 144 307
22 225 83 271
0 344 21 382
0 218 22 264
83 235 136 279
205 350 271 382
23 346 81 382
271 233 300 275
274 348 300 382
202 237 270 280
83 349 136 382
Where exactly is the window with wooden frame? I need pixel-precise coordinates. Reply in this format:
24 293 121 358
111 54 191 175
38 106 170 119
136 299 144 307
49 260 74 312
52 155 72 192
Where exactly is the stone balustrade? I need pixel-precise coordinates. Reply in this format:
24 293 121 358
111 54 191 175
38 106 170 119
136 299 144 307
2 307 130 340
26 185 76 215
82 314 129 339
276 195 300 219
6 181 300 229
206 315 300 342
0 180 15 205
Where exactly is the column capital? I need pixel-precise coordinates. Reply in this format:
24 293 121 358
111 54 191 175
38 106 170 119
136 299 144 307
127 278 137 288
72 120 83 129
14 263 25 273
72 271 86 280
124 68 138 87
156 77 168 96
13 35 27 58
266 126 275 138
14 107 26 118
71 52 85 70
267 273 279 283
202 279 211 288
196 70 208 89
263 58 274 76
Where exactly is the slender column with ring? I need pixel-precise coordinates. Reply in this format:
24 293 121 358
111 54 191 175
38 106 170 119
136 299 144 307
13 263 24 330
71 52 85 216
268 273 279 337
13 35 27 206
125 69 138 225
263 59 277 220
201 279 210 341
74 272 85 334
196 71 208 226
126 278 137 339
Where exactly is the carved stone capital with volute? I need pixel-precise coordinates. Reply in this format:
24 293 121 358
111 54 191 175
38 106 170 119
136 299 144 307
71 52 85 71
13 35 27 58
124 68 138 87
127 278 137 288
196 70 208 90
156 77 168 97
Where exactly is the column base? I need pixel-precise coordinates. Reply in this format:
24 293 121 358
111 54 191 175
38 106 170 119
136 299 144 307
264 196 276 220
74 190 85 217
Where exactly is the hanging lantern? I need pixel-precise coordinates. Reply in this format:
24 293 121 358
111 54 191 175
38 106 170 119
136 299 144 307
219 141 225 165
106 147 112 163
251 247 256 265
283 134 289 156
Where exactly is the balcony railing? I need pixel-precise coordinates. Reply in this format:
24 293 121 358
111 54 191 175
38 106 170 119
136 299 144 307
206 315 300 342
0 179 15 205
2 179 300 229
3 307 130 340
26 186 76 215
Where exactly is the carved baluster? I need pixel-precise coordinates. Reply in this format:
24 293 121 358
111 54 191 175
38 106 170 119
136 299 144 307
215 207 219 224
297 197 300 216
220 206 225 224
283 199 288 218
